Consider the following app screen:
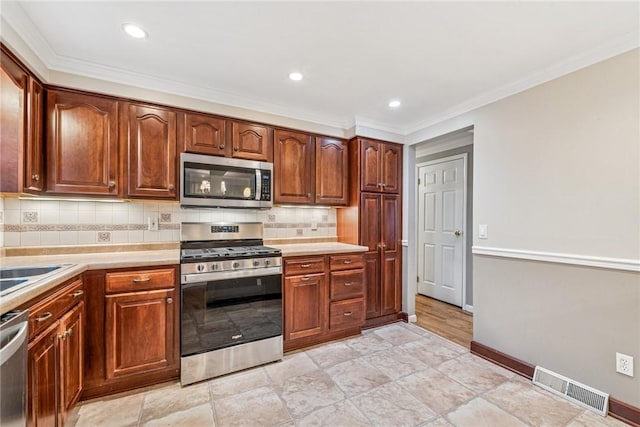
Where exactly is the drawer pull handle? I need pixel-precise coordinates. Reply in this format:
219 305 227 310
300 276 311 281
232 334 243 340
300 264 311 268
343 260 352 264
344 282 353 287
167 297 173 304
343 312 353 317
36 312 53 322
132 277 151 283
71 290 84 297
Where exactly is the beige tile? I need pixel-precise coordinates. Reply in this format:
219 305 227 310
485 380 583 426
209 367 270 400
277 370 345 418
215 386 290 427
73 393 144 427
362 347 428 379
566 410 629 427
445 397 527 427
344 332 394 356
372 324 423 346
423 417 455 427
396 367 475 414
306 341 359 368
295 400 370 427
140 381 210 423
265 352 318 384
436 354 511 393
325 358 392 397
399 339 462 366
141 402 214 426
350 382 436 426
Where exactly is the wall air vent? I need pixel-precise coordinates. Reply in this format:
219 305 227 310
532 366 609 416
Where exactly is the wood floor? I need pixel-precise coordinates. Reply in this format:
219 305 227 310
414 294 473 348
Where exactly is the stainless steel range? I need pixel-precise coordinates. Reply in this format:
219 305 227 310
180 222 282 385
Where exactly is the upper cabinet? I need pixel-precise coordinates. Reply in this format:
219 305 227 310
123 103 178 199
315 136 349 205
46 89 120 196
0 44 44 193
359 138 401 193
274 129 314 204
182 112 227 157
231 122 273 162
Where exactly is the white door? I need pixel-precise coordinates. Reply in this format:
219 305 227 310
417 157 465 307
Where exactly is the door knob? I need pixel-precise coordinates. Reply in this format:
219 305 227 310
454 230 462 237
31 173 40 182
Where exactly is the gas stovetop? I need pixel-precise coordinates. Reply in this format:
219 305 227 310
181 245 281 261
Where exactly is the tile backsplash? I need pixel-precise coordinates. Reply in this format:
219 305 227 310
0 197 337 248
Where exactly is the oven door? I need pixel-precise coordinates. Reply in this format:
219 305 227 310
181 269 282 358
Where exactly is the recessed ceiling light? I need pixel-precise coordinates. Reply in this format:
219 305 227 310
122 23 148 39
289 72 303 81
388 100 401 108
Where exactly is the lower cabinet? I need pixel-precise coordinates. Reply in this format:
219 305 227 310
82 266 179 399
283 253 365 351
26 277 84 427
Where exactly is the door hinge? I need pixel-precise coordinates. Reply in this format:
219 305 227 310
418 178 421 185
417 275 420 283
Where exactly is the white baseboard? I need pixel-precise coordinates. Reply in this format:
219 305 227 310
463 304 474 313
408 314 417 323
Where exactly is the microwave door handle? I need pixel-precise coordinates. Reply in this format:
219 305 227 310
255 169 262 200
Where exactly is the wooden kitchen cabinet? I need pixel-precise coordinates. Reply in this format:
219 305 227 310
46 89 120 196
182 112 228 156
315 136 349 205
123 103 178 199
359 138 401 193
284 273 326 341
25 276 85 427
231 121 273 161
82 266 179 399
274 129 314 204
1 43 44 194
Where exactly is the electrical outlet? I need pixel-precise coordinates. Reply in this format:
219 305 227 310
148 216 159 231
311 218 318 231
616 352 634 377
479 224 488 239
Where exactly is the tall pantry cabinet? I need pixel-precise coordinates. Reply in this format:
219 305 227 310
338 137 403 326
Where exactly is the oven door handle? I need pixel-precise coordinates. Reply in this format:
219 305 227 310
181 266 282 284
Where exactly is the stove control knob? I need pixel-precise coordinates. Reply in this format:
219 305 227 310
211 263 218 270
253 260 260 267
196 264 205 272
265 259 271 266
233 262 240 269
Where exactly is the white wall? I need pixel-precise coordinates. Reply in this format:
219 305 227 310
406 48 640 406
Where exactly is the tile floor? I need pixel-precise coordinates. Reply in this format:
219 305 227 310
69 323 626 427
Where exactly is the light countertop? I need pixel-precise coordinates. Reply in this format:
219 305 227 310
272 242 368 257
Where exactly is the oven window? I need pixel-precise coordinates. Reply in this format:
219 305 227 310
181 274 282 356
183 162 256 200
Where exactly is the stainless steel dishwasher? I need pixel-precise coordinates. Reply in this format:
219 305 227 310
1 310 28 427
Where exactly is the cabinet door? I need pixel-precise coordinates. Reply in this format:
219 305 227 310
363 252 380 319
284 273 325 340
274 129 314 204
125 103 177 199
360 193 381 252
315 137 348 205
58 301 83 424
183 112 228 156
105 289 175 379
0 51 28 193
232 122 273 161
381 143 402 193
381 195 401 315
25 78 44 192
360 139 381 192
46 90 119 196
27 323 58 427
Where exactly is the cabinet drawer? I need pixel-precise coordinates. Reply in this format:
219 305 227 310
329 254 364 271
329 298 365 330
284 257 325 276
106 268 175 293
29 278 84 338
330 269 364 300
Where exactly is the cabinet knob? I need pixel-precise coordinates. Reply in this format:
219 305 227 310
167 297 173 304
31 173 40 182
377 183 383 188
233 146 239 152
108 181 116 189
168 184 175 191
219 144 225 149
307 193 311 198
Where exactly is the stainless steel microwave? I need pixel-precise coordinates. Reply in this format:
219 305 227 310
180 153 273 209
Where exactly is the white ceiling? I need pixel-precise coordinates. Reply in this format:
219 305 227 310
2 1 639 135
